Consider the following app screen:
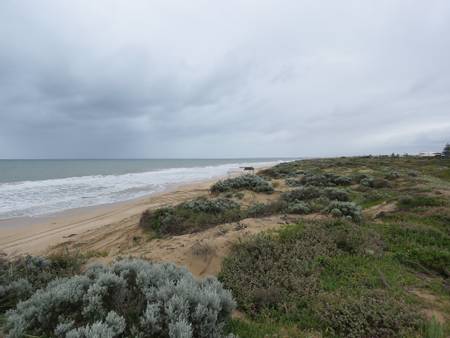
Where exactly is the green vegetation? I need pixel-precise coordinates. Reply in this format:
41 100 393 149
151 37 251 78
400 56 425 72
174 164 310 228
0 252 83 313
5 259 235 338
3 155 450 337
139 197 242 236
324 201 362 222
221 155 450 337
211 174 274 193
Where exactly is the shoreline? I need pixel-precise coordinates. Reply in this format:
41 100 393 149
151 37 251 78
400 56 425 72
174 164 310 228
0 164 275 257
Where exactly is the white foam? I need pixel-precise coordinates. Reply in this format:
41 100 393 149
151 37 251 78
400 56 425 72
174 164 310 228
0 161 278 219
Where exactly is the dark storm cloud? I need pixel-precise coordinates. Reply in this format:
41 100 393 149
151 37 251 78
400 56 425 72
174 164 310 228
1 0 450 158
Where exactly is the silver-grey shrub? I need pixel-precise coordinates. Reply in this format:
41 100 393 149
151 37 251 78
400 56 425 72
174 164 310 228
5 259 236 338
324 201 362 222
286 201 310 214
0 254 82 312
324 187 350 201
211 175 273 193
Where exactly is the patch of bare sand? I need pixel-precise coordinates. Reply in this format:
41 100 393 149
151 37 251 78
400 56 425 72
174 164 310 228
410 289 449 324
53 214 300 278
363 201 397 219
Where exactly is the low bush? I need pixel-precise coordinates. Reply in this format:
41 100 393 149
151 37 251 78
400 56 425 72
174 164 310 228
245 202 284 218
398 195 445 210
314 290 421 338
286 201 310 214
285 177 302 187
307 196 331 212
324 187 349 201
353 173 371 183
299 173 328 186
324 201 362 222
360 177 391 189
327 222 384 256
5 259 236 338
258 162 302 178
139 197 241 236
183 197 239 213
385 171 400 180
0 254 82 313
211 175 273 194
220 222 376 315
372 178 391 188
282 186 321 202
220 225 337 315
300 173 352 187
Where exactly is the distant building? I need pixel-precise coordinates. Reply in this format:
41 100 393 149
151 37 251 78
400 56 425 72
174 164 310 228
418 152 441 157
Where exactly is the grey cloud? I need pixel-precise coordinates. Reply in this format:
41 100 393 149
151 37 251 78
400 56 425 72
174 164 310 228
1 0 450 158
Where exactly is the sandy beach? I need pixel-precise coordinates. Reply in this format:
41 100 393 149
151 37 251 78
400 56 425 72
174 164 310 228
0 164 307 278
0 178 217 257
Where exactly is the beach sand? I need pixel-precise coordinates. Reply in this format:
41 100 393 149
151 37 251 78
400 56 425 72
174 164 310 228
0 165 297 277
0 179 215 257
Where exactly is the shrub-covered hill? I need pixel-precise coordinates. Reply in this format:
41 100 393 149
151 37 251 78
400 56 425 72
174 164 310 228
137 155 449 337
221 155 450 337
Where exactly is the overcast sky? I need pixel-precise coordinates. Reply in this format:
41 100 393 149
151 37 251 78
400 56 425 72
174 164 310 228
0 1 449 158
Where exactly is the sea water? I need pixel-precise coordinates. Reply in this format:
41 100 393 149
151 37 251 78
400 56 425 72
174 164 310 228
0 159 289 219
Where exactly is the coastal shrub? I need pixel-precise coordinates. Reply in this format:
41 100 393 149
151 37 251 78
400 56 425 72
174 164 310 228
139 197 241 236
211 175 273 194
5 259 236 338
307 196 331 212
286 201 310 214
299 173 329 186
285 178 302 187
0 254 82 313
385 171 400 180
220 221 385 317
282 186 321 202
220 224 339 315
359 177 373 188
245 202 284 218
314 290 421 338
324 187 349 201
398 195 445 210
360 177 390 189
300 173 352 187
407 170 419 177
258 162 302 178
353 173 371 183
324 201 362 222
326 221 385 256
183 197 239 213
372 178 391 188
332 175 352 186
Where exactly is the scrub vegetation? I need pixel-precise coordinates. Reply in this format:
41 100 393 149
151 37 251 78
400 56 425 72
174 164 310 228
221 155 450 337
2 259 235 338
2 155 450 337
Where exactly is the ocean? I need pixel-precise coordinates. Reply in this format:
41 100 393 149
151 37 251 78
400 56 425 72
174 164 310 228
0 159 289 219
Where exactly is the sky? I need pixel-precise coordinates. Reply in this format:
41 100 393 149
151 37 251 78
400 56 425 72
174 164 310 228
0 1 449 159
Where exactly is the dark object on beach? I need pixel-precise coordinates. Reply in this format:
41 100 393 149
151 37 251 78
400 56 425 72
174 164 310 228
241 166 255 174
